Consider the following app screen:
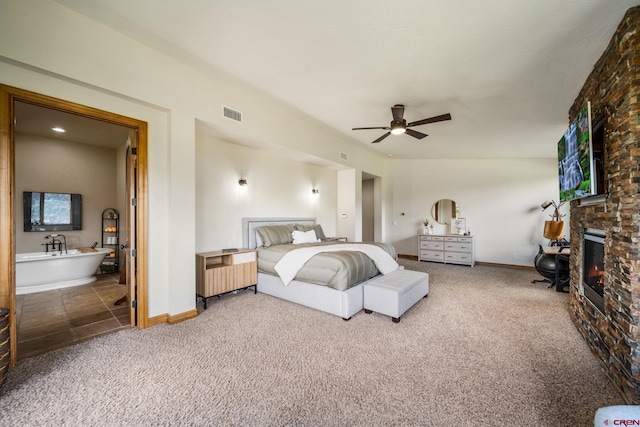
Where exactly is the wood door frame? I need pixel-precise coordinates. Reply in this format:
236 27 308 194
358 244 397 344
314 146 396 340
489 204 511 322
0 84 149 367
125 138 137 327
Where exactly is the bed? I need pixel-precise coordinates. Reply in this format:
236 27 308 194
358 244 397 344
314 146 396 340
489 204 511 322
242 217 398 320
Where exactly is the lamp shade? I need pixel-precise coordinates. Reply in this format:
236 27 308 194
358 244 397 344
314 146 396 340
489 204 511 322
543 220 564 240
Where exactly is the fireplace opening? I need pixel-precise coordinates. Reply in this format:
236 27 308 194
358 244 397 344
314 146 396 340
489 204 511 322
583 230 605 312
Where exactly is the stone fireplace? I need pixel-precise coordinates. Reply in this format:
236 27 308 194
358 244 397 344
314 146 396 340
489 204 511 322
568 6 640 403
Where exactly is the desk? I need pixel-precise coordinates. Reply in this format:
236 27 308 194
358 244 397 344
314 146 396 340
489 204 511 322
541 246 570 255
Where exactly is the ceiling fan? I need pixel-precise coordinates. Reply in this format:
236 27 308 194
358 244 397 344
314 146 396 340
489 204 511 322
352 104 452 144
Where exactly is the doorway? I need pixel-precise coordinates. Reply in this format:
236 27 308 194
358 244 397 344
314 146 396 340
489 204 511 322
0 84 149 366
362 172 381 242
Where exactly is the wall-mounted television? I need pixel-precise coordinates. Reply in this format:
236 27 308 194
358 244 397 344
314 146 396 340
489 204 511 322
23 191 82 232
557 102 595 201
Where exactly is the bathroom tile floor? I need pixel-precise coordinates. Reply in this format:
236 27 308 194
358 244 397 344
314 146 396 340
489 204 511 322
16 273 131 361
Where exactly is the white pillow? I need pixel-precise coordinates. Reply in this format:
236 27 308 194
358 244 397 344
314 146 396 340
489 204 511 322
255 230 264 247
292 229 320 244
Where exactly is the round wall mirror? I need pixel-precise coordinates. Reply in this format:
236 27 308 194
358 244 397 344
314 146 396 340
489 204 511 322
431 199 458 225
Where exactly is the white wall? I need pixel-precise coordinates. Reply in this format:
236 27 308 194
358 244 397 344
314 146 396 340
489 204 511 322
337 169 358 241
1 58 172 317
195 133 338 251
1 0 388 317
1 0 568 321
389 158 569 266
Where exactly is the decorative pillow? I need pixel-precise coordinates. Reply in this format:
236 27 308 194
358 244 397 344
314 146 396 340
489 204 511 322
294 223 327 240
255 230 264 248
255 224 294 248
292 229 320 244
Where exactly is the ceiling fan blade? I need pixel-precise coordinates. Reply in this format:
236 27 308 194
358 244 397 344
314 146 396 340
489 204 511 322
352 126 390 131
407 113 452 127
405 128 428 139
372 132 391 144
391 104 405 122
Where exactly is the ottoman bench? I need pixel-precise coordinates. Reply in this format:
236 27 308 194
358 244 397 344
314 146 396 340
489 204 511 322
363 269 429 323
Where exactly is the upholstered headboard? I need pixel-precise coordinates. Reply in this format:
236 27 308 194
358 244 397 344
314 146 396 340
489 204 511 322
242 217 316 249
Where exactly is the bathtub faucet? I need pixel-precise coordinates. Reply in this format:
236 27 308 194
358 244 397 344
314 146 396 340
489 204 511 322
43 234 67 255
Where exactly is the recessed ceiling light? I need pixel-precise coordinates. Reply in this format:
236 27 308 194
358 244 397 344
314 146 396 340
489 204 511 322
52 127 66 133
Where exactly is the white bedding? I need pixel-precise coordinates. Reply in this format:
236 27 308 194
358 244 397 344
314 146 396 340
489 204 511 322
274 243 399 286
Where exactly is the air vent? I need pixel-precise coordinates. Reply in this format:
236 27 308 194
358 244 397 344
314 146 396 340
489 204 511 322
222 105 243 123
340 152 348 161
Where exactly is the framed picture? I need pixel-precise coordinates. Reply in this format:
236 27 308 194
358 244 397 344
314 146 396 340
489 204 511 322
450 217 466 235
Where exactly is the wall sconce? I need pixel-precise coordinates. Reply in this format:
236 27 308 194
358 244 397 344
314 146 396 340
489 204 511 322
312 188 319 195
238 178 247 187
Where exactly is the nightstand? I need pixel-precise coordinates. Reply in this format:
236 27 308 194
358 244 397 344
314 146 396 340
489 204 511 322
195 248 257 309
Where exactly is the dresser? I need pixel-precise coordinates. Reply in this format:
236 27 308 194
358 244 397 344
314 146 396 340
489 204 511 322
418 235 475 267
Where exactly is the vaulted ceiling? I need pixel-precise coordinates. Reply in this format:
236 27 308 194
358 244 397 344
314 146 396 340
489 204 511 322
53 0 640 159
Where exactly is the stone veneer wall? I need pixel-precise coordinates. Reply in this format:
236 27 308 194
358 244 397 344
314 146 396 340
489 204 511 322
568 6 640 403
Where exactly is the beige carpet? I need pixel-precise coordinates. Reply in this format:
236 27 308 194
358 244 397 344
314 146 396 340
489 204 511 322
0 260 623 426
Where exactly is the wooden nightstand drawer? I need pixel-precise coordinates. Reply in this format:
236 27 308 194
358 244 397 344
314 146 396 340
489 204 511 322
233 251 256 264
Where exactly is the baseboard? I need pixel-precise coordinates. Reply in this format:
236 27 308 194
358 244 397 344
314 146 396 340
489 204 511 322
168 309 198 324
148 309 198 327
397 254 534 271
474 261 535 271
148 313 168 327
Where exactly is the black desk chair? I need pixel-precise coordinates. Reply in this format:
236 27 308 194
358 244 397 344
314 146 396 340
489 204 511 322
554 253 570 293
532 245 570 292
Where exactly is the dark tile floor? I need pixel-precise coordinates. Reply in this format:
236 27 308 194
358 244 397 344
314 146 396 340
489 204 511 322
16 273 131 361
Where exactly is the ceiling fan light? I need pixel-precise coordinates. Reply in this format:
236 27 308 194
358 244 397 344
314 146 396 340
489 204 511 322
390 123 406 135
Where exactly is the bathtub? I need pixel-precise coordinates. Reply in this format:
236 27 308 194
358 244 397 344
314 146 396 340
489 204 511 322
16 248 114 295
